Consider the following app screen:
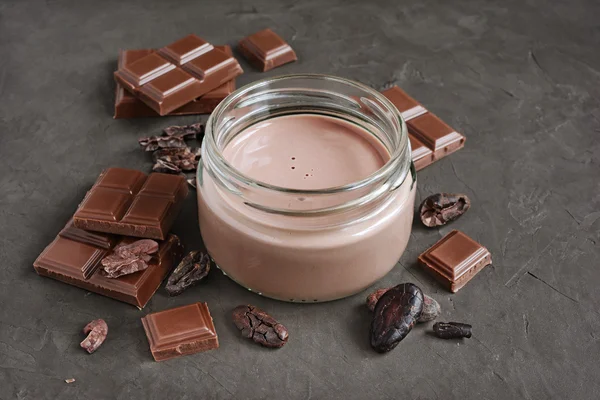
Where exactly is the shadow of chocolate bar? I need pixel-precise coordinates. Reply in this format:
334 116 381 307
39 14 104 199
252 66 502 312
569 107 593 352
72 168 188 240
114 46 237 119
33 220 184 308
238 29 297 72
114 35 243 116
418 230 492 293
381 86 465 171
141 302 218 361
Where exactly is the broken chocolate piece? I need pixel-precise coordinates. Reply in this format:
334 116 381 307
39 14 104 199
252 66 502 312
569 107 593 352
165 251 211 296
232 305 289 348
142 302 219 361
418 230 492 293
420 193 471 227
367 289 440 323
370 283 424 353
433 321 472 339
139 123 202 152
238 29 297 72
80 319 108 354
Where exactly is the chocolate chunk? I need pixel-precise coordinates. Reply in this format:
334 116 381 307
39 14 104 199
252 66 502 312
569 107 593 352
80 319 108 354
33 219 184 308
165 251 211 296
370 283 424 353
114 35 243 115
142 302 219 361
419 193 471 227
367 288 440 323
238 29 297 72
100 239 159 278
162 122 204 140
232 305 289 348
418 230 492 293
72 168 188 240
114 46 236 119
433 322 472 339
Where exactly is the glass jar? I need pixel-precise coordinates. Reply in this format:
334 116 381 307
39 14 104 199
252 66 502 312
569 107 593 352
197 74 416 302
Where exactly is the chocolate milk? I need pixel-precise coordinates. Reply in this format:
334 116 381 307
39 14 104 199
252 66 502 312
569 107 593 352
198 114 415 301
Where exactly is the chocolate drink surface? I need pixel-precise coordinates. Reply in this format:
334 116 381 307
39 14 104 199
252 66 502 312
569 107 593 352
370 283 424 353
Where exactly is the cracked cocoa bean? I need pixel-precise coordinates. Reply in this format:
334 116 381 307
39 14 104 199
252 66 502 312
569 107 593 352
367 288 440 323
419 193 470 227
100 239 158 278
139 123 203 152
232 305 288 348
433 322 472 339
80 319 108 354
165 251 211 296
370 283 424 353
152 147 200 174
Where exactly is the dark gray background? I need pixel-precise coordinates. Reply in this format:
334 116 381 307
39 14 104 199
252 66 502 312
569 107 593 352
1 0 599 399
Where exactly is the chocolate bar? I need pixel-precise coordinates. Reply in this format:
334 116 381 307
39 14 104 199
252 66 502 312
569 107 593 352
381 86 465 170
73 168 188 240
33 220 184 308
141 302 219 361
238 29 297 72
114 46 236 119
418 230 492 293
114 35 243 115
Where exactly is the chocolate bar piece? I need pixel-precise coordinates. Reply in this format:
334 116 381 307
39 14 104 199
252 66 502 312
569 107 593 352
238 29 297 72
418 230 492 293
141 302 219 361
114 46 236 119
33 220 184 308
381 86 465 171
114 35 243 115
72 168 188 240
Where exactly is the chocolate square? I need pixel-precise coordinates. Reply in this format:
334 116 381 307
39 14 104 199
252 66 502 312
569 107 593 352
238 29 297 72
418 230 492 292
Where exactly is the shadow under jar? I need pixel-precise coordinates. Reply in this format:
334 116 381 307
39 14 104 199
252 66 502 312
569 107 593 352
197 74 416 302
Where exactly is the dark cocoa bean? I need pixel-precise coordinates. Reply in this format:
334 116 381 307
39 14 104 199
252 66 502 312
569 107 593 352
419 193 470 227
433 322 472 339
165 251 211 296
370 283 424 353
366 288 440 323
139 123 203 152
232 305 288 348
80 319 108 354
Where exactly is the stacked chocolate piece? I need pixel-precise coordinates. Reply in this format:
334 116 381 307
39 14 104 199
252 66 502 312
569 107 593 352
381 86 466 171
33 168 188 308
113 30 298 118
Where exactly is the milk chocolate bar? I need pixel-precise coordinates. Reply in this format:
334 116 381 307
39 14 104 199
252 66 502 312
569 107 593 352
418 230 491 292
142 302 219 361
382 86 465 170
73 168 188 240
114 35 243 115
33 220 184 308
238 29 297 72
114 46 236 119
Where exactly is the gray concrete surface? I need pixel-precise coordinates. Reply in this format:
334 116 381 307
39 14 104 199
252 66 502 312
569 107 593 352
1 0 599 399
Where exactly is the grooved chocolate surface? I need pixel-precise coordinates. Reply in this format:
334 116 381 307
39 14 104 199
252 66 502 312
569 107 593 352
418 230 492 293
141 302 219 361
114 46 236 118
238 29 297 72
382 85 466 171
73 168 188 240
33 220 184 308
114 34 243 115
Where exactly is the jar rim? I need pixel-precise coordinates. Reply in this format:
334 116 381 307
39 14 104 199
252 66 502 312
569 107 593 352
203 74 410 198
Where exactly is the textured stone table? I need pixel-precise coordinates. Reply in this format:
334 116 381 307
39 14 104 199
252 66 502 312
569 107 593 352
1 0 599 399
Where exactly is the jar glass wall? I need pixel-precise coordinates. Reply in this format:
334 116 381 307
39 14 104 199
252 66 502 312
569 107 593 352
197 74 416 302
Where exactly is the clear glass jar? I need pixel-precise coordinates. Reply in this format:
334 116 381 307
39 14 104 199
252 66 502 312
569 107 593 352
197 74 416 302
